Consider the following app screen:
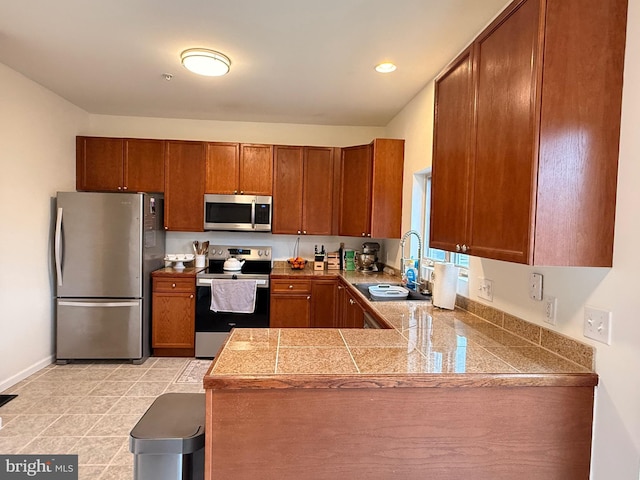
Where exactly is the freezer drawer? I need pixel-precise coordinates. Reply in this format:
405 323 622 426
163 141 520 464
56 298 143 360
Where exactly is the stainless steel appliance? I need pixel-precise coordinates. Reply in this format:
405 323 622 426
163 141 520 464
54 192 165 364
355 242 381 272
203 194 272 232
195 245 272 357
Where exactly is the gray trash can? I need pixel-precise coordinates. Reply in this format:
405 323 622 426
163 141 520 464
129 393 205 480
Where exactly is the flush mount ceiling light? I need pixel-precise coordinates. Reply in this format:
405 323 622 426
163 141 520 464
180 48 231 77
375 62 397 73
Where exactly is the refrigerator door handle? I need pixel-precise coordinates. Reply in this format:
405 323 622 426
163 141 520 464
58 301 140 308
55 207 63 287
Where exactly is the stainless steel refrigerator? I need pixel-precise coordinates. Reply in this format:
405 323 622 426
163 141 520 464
54 192 165 364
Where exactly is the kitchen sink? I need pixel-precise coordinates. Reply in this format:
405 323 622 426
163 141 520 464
353 283 431 302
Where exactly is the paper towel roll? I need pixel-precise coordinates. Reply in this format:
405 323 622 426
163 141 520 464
432 262 458 310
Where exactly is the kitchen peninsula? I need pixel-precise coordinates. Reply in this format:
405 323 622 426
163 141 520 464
203 273 597 480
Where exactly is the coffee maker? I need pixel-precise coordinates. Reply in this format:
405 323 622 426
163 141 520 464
355 242 381 272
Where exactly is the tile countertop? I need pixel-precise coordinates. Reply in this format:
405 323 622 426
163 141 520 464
204 269 598 390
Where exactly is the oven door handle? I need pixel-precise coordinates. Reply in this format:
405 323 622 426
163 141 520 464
197 278 268 286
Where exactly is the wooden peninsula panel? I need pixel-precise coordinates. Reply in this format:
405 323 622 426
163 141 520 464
205 385 594 480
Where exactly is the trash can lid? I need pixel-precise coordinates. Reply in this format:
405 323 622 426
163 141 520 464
130 393 205 454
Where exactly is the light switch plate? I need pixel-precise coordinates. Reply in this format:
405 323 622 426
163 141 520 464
478 278 493 301
584 306 612 345
529 273 543 301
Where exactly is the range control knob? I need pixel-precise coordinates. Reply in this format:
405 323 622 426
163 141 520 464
257 250 264 256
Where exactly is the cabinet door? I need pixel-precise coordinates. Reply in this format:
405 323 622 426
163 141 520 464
430 48 474 253
303 147 335 235
272 146 304 234
341 289 364 328
270 294 311 328
164 141 205 231
152 292 195 349
124 139 165 193
310 279 338 328
370 139 404 239
470 0 540 263
339 144 372 237
76 137 124 191
239 144 273 195
205 142 240 194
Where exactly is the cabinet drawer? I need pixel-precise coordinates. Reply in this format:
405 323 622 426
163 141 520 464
153 277 195 293
271 279 312 293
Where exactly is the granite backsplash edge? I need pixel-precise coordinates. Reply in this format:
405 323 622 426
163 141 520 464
455 295 595 371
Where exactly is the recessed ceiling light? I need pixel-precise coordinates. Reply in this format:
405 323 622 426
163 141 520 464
375 62 397 73
180 48 231 77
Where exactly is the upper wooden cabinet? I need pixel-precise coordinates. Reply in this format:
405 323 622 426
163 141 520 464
339 138 405 239
430 48 473 256
76 136 164 193
206 142 273 195
272 145 337 235
164 140 205 232
430 0 627 266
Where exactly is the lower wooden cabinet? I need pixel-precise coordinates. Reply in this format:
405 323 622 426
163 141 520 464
341 287 365 328
311 279 338 328
152 275 195 356
271 276 366 329
270 279 312 328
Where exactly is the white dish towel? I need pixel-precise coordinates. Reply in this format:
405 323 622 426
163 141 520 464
210 279 257 314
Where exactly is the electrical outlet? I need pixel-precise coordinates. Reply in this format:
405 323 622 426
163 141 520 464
584 306 612 345
544 296 557 325
478 278 493 302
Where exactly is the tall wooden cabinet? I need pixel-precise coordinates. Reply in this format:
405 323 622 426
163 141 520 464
272 146 337 235
430 48 473 255
430 0 627 266
76 136 165 193
339 139 404 239
164 141 205 232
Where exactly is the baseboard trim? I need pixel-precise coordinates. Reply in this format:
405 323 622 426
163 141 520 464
0 355 54 392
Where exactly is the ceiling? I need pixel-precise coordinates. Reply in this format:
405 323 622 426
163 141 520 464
0 0 510 126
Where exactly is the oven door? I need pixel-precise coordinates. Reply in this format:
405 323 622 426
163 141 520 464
195 281 270 332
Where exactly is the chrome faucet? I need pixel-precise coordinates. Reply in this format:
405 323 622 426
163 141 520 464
400 230 422 287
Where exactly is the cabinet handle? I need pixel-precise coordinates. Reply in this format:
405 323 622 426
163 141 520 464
164 226 168 230
462 244 468 253
288 285 294 289
338 286 343 290
303 230 307 235
367 233 371 237
297 230 301 234
172 283 176 288
117 186 122 191
362 233 366 237
189 294 194 299
240 190 244 194
349 299 355 305
234 190 238 194
307 296 311 300
123 186 128 190
456 244 461 252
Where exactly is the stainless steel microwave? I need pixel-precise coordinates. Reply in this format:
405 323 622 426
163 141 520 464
203 194 272 232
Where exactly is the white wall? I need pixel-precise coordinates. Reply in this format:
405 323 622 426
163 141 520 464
385 2 640 477
0 63 89 390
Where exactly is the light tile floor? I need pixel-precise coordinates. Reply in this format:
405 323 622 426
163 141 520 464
0 357 205 480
